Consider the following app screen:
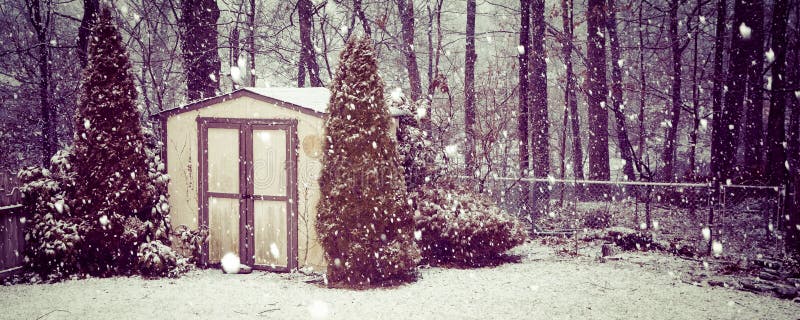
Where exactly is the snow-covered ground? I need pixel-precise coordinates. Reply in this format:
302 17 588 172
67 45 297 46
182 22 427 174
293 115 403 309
2 242 798 320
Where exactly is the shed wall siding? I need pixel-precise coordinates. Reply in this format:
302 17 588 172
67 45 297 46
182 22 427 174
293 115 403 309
166 96 326 271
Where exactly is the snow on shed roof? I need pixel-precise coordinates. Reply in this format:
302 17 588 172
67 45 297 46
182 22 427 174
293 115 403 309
244 87 330 114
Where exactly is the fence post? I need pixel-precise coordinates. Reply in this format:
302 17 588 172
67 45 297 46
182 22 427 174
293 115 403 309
707 180 719 255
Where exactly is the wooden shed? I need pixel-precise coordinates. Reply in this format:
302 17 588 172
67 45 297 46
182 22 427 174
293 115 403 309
155 87 333 272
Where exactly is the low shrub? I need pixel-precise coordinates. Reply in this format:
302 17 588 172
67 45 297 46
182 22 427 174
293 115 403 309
18 159 82 280
137 240 179 277
612 231 660 251
583 211 611 229
174 224 209 264
413 182 528 267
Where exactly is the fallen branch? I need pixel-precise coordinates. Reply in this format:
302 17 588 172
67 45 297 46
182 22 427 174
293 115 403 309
36 309 70 320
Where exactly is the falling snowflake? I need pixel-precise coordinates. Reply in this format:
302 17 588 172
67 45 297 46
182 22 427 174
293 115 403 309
445 144 458 158
702 227 711 240
765 49 775 63
517 45 525 55
270 243 280 259
711 241 723 256
231 66 243 85
415 106 427 119
237 55 247 71
390 87 404 103
738 23 752 40
221 252 241 274
99 215 109 226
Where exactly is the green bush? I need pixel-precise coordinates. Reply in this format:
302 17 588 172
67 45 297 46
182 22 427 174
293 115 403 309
413 182 528 267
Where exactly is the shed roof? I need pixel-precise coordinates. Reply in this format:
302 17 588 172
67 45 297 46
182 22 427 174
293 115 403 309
153 87 408 119
153 87 330 119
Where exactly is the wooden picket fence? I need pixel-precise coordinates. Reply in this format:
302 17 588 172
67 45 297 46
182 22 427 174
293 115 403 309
0 171 26 279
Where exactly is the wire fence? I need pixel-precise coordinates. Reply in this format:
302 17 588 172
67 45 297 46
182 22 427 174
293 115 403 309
457 176 787 260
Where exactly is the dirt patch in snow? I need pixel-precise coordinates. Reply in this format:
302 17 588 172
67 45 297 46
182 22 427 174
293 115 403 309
2 242 798 320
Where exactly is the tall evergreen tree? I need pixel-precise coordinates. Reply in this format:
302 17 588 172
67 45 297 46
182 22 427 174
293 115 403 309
316 37 420 286
70 8 160 275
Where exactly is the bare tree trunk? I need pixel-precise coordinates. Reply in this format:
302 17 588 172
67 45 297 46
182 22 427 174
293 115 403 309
689 6 700 177
788 94 800 254
298 0 322 87
586 0 610 193
180 0 221 101
518 0 531 213
297 54 306 87
464 0 477 175
787 11 800 252
709 0 726 181
715 0 752 182
606 0 636 181
741 0 764 176
246 0 256 86
230 27 240 68
396 0 422 101
562 0 584 189
559 98 568 205
424 0 442 134
77 0 99 69
26 0 55 165
662 0 683 181
353 0 371 37
530 0 549 219
638 2 647 179
764 0 789 185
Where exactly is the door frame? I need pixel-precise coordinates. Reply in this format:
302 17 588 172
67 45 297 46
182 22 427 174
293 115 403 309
197 117 299 272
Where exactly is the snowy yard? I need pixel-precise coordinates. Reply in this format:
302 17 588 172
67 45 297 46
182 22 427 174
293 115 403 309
2 242 798 320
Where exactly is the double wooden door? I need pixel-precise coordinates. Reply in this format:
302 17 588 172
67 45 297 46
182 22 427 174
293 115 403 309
198 118 297 271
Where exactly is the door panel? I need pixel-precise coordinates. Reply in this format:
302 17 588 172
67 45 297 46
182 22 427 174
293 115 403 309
253 200 288 266
207 128 240 194
250 128 290 269
205 127 243 264
252 129 287 196
207 197 240 263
